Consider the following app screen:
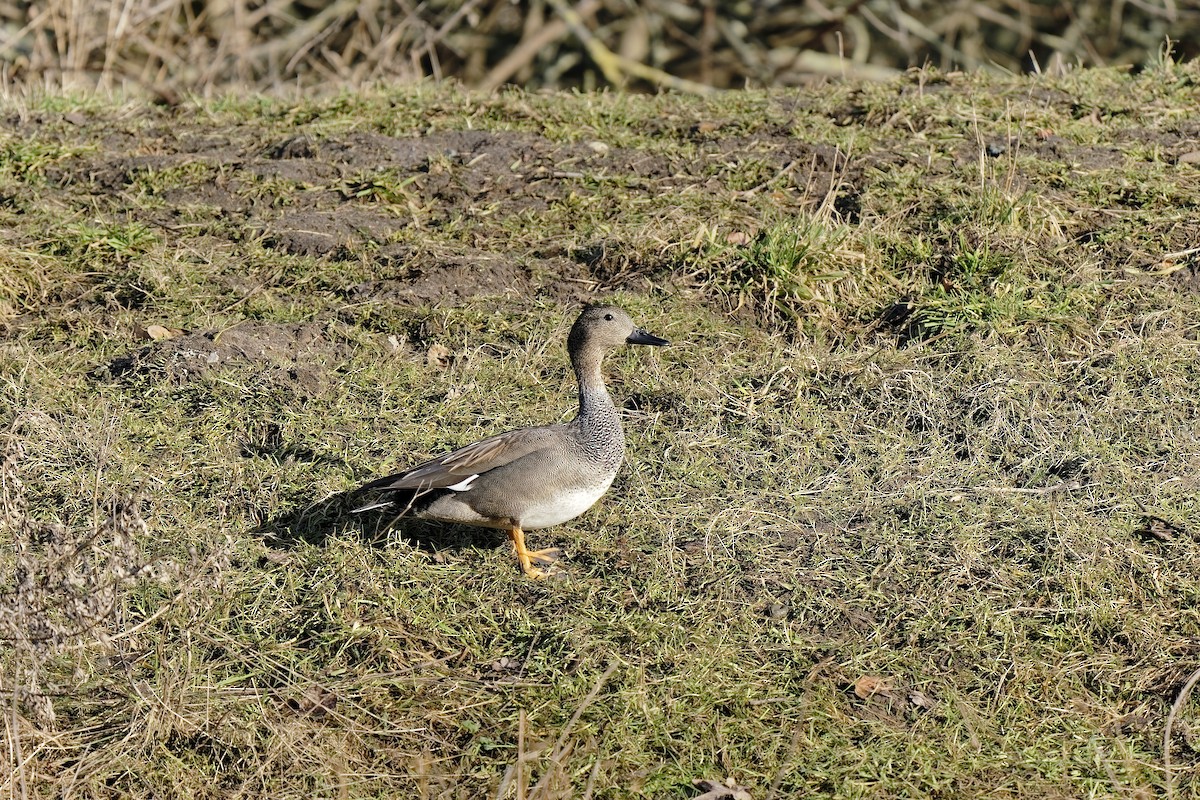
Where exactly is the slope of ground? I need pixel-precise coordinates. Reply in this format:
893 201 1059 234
3 64 1200 798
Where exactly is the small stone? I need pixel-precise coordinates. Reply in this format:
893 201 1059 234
426 343 451 368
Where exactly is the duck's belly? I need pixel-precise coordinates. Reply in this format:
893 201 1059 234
420 472 616 531
517 475 616 529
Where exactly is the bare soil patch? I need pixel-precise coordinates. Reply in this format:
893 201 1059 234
98 322 353 396
29 114 863 302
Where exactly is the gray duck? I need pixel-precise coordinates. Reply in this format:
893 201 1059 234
353 305 669 578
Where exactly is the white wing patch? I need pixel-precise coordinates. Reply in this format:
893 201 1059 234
445 474 480 492
350 499 394 514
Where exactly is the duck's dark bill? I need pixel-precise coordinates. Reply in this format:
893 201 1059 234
627 329 669 346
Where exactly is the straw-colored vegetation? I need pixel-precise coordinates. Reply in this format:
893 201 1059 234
4 58 1200 799
0 0 1191 92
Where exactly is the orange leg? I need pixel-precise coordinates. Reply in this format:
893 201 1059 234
508 526 562 579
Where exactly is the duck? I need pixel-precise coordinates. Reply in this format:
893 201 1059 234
352 305 669 578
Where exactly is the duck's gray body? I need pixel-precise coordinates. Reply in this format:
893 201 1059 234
354 305 668 577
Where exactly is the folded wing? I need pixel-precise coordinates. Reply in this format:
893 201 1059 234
359 425 559 493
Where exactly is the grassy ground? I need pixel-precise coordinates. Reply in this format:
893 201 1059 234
4 61 1200 798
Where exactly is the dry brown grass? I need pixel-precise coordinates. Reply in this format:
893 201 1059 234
0 0 1192 94
2 413 148 771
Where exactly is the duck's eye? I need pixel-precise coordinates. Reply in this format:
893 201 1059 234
604 313 614 321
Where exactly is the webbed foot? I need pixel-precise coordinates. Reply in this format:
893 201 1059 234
509 528 565 579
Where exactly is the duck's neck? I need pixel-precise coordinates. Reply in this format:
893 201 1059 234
572 346 615 420
571 346 625 470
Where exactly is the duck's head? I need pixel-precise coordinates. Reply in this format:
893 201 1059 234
569 305 669 353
